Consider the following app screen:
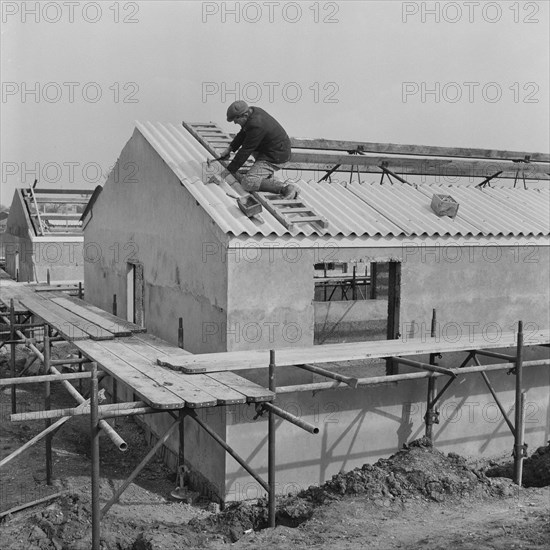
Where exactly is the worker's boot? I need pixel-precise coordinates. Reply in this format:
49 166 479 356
259 178 299 199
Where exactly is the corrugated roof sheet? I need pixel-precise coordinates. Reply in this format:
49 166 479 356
136 121 550 239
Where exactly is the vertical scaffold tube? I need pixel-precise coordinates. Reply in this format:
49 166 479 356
425 308 437 440
44 328 52 484
10 299 16 414
268 350 276 528
90 362 100 550
514 321 524 485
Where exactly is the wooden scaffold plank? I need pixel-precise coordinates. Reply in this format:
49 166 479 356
50 297 132 337
18 296 93 341
75 339 188 409
57 295 146 334
119 337 248 405
208 371 275 403
96 339 219 408
158 330 550 374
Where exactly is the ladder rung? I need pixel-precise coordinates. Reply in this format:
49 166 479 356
268 199 304 206
288 216 325 223
279 208 314 214
288 216 329 228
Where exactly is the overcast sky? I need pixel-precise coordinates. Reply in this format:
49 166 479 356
1 0 549 206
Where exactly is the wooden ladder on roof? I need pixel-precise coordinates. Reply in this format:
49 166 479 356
25 182 46 235
183 121 329 231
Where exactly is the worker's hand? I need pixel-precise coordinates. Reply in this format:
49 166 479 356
219 168 231 181
220 147 232 159
207 169 231 184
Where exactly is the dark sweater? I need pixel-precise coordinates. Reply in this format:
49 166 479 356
227 107 291 173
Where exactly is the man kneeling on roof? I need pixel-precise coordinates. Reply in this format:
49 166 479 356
218 100 300 199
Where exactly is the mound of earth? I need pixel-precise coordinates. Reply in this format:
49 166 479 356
190 437 518 542
486 442 550 487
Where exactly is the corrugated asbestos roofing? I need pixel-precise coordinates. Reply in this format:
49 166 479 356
136 121 550 239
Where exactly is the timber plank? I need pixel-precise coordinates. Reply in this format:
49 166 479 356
289 152 550 181
111 336 177 363
0 284 31 314
100 339 217 408
132 332 187 355
183 374 247 404
57 295 146 333
158 330 550 374
290 138 550 163
20 295 114 340
75 340 186 409
208 372 274 403
158 349 271 373
50 297 132 337
18 296 92 341
118 337 246 405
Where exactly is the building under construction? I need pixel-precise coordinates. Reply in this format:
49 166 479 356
2 185 93 284
1 124 549 548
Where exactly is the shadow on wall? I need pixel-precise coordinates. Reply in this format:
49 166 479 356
224 360 548 493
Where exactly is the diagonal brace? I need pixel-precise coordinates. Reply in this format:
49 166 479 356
476 171 503 189
474 357 516 436
428 376 457 410
101 418 179 518
182 410 269 493
473 349 515 362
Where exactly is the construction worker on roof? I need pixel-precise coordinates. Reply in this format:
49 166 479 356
218 100 300 199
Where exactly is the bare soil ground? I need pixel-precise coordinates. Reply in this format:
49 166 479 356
1 345 549 550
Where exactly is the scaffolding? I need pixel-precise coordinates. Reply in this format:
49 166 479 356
1 279 549 549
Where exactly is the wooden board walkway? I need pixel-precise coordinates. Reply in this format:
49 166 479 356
50 296 133 337
157 329 550 374
55 295 147 335
74 337 274 409
1 275 274 409
0 278 31 314
1 277 146 341
19 295 114 341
